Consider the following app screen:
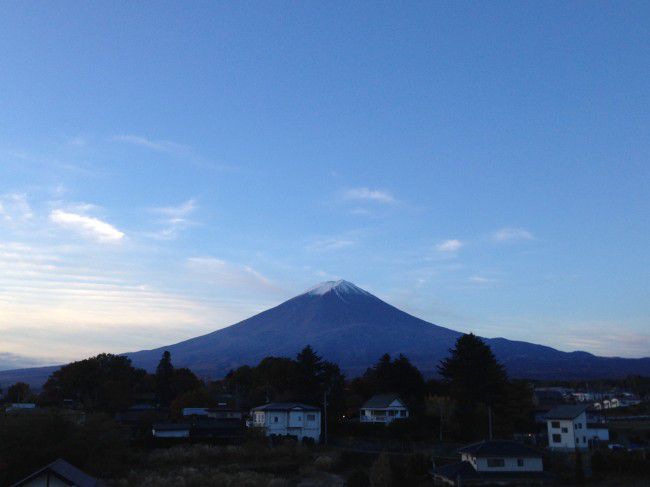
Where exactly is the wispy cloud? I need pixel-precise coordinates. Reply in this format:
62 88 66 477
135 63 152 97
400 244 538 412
436 239 463 252
111 134 190 155
343 187 396 204
50 209 125 243
468 275 496 284
147 199 198 239
0 193 33 222
492 227 535 243
186 257 277 291
306 236 357 252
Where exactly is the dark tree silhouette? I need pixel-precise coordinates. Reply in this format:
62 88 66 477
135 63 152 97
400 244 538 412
155 350 174 405
5 382 31 403
438 333 509 439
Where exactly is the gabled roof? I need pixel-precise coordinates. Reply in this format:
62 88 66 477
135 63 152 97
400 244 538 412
458 440 543 458
251 402 320 412
545 405 588 420
11 458 102 487
361 394 406 409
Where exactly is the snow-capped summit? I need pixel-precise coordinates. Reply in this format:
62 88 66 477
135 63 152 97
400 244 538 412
305 279 371 297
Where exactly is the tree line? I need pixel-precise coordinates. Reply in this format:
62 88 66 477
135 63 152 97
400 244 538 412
2 333 536 440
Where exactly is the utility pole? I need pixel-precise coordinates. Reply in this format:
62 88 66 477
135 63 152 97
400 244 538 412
323 388 329 446
488 405 493 440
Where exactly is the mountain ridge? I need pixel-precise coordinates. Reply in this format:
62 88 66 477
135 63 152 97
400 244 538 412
1 280 649 387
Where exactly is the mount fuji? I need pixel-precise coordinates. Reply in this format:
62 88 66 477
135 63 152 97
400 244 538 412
1 280 649 387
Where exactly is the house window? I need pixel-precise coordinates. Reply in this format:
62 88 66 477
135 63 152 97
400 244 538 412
552 434 562 443
561 427 568 433
517 459 524 467
487 458 505 468
307 414 316 421
583 436 586 443
551 421 560 428
576 438 579 444
274 416 278 423
400 410 406 417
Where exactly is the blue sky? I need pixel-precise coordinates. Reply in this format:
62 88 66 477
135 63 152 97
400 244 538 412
1 2 649 367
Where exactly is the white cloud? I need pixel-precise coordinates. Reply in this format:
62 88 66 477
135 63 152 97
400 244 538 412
492 227 535 243
186 257 277 291
147 199 198 239
468 275 496 284
111 134 190 155
0 193 33 222
343 187 396 204
0 243 265 362
152 199 197 220
50 209 125 243
306 236 357 252
436 239 463 252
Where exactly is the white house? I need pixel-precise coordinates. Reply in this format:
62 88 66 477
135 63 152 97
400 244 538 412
432 440 549 486
546 405 590 450
359 394 409 424
151 422 191 438
250 402 321 442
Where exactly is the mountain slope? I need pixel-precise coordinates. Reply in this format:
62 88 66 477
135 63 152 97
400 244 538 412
1 280 649 387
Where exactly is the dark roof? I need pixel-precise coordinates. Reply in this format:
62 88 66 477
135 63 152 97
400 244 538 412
587 423 609 430
545 405 588 420
361 394 406 409
458 440 543 458
251 402 320 412
152 422 191 431
432 461 550 482
11 458 101 487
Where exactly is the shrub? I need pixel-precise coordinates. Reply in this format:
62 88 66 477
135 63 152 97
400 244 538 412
369 453 392 487
347 469 370 487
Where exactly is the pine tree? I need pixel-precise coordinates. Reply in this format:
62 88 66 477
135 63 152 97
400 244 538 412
438 333 508 439
155 350 174 405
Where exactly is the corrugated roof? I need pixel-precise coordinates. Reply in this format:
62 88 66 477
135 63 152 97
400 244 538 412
545 405 588 420
458 440 543 458
251 402 320 412
361 394 406 409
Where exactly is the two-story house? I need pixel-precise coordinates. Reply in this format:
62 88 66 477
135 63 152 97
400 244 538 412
250 402 321 442
545 405 589 450
432 440 549 486
359 394 409 424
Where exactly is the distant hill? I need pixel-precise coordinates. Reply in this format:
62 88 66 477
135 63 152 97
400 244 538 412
1 280 649 388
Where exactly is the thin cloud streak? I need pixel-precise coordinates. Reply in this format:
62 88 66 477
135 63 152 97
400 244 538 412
50 209 125 243
111 134 190 155
186 257 278 292
344 187 396 204
492 227 535 243
436 239 463 252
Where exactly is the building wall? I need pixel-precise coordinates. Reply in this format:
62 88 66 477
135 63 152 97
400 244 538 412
547 413 588 450
588 427 610 442
359 406 409 423
474 456 544 472
253 410 321 441
153 429 190 438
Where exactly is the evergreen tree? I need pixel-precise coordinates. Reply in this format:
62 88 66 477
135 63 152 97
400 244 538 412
438 333 508 439
155 350 174 405
5 382 31 403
